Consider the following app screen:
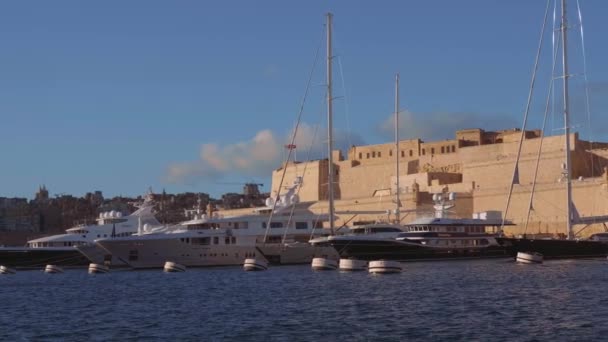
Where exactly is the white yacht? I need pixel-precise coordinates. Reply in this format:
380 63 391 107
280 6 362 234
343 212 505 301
0 193 161 269
95 179 339 269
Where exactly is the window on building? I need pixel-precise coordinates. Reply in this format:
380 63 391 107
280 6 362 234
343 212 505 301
389 150 393 157
378 152 381 157
359 152 362 159
422 149 426 155
452 145 456 152
401 151 405 157
431 148 435 154
367 153 370 159
372 151 376 158
441 146 445 153
409 150 413 157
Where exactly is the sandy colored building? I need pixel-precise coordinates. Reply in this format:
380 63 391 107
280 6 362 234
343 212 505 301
267 128 608 237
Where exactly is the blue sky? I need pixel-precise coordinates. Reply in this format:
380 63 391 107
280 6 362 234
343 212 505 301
1 1 607 199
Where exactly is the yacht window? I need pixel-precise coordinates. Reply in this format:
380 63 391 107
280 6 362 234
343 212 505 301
262 222 267 229
373 227 401 233
231 237 236 244
213 237 219 245
191 237 210 245
225 237 230 245
128 250 138 261
270 222 283 229
234 223 239 229
314 221 324 229
352 228 365 235
295 222 308 229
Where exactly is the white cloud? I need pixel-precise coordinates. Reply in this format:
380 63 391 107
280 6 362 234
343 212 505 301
166 122 365 185
379 110 519 141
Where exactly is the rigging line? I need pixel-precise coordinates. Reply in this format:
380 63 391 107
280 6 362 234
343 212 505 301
263 25 325 245
337 56 353 149
309 95 331 241
524 32 561 235
501 0 552 230
576 0 595 177
551 0 557 135
281 121 320 244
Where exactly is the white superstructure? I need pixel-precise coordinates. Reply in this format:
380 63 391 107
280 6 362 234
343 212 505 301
95 179 338 268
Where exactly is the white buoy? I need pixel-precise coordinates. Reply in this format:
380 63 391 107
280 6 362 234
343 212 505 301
88 263 110 274
311 257 338 271
163 261 186 273
44 265 64 274
368 260 402 274
0 265 16 275
243 258 268 271
516 252 543 264
339 259 367 271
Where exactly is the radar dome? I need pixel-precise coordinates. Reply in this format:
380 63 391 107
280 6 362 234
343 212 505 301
448 192 456 201
116 212 123 218
143 223 150 231
432 194 439 202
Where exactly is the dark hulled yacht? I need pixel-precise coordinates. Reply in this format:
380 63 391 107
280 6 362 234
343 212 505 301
313 193 510 261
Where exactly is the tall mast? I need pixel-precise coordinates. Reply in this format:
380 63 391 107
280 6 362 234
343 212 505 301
561 0 573 239
326 13 335 233
394 73 400 222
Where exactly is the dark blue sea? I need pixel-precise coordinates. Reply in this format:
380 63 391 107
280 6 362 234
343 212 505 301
1 259 607 341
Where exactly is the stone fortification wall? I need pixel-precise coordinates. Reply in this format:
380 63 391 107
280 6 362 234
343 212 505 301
269 128 608 237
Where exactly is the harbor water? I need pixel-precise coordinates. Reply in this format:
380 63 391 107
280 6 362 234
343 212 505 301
1 259 608 341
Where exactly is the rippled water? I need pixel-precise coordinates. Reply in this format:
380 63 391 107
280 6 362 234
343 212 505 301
1 259 608 341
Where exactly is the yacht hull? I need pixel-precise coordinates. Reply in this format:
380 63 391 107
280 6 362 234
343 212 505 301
0 247 89 269
326 239 508 261
496 237 608 259
256 244 339 265
96 239 262 269
75 243 130 267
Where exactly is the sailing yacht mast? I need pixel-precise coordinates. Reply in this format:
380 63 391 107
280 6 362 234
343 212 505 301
394 73 400 222
326 12 335 234
561 0 573 239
